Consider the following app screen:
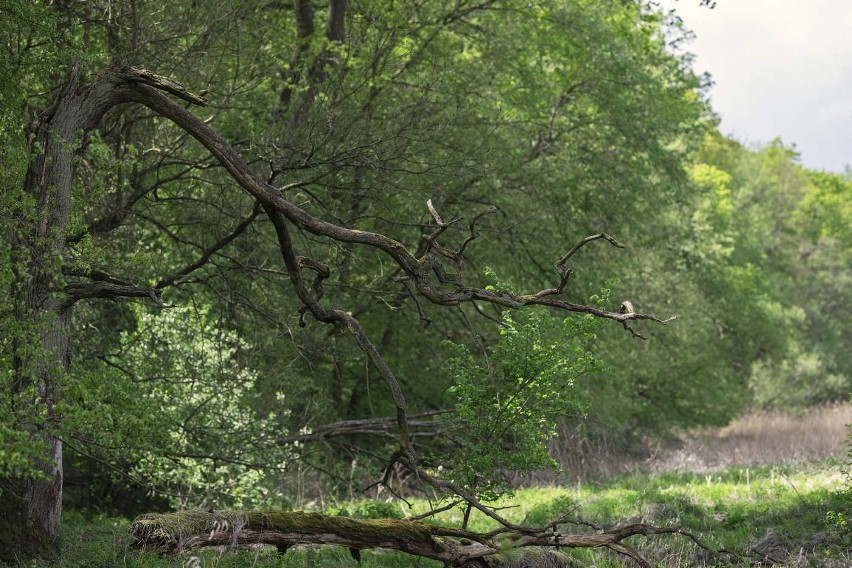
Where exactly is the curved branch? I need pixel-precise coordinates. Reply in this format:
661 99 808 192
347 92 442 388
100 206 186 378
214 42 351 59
52 66 677 537
262 204 415 458
62 282 163 308
277 410 450 445
62 200 262 306
117 73 673 337
155 200 262 289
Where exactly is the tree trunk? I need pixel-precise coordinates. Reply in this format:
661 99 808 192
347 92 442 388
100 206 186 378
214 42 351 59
0 414 65 562
129 508 699 568
0 64 127 562
0 62 214 562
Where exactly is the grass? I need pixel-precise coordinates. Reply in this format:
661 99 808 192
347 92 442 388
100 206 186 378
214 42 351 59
8 462 846 568
424 464 848 566
7 404 849 567
551 402 851 480
647 402 852 474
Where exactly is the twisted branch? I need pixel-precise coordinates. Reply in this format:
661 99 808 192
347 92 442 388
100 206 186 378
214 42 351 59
130 510 725 567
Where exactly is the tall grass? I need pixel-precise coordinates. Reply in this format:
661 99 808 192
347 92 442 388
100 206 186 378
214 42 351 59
25 464 845 567
549 402 851 480
649 401 851 474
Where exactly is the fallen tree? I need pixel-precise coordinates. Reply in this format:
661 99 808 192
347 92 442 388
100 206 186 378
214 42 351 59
130 508 710 567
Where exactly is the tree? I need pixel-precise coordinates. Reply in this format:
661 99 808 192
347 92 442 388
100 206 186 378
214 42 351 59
1 62 673 557
1 0 704 562
695 138 852 409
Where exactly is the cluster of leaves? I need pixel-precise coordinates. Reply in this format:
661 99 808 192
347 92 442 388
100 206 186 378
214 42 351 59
440 307 601 502
63 304 291 510
688 138 851 410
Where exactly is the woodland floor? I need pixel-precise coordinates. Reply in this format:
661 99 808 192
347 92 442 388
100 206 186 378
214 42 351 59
7 404 850 568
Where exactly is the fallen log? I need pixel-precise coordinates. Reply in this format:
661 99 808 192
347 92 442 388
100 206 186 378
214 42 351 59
129 509 708 567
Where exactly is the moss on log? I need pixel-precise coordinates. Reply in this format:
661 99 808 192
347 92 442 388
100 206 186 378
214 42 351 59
130 509 486 563
130 509 702 567
133 509 436 546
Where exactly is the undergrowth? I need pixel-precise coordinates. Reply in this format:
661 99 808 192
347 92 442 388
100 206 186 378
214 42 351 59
6 462 847 567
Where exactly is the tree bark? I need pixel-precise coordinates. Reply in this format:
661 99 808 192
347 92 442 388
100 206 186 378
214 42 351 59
130 509 705 567
1 65 152 562
1 65 91 562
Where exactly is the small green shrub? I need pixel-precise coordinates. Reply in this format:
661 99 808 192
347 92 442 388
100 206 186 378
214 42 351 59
440 308 600 505
331 500 404 519
524 495 580 526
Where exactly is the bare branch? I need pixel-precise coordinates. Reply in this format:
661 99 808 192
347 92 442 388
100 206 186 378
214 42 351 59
408 499 465 521
277 411 450 445
155 200 262 289
557 232 625 266
116 67 208 106
457 204 498 256
262 204 416 457
62 281 163 308
118 78 674 340
426 198 447 227
130 510 717 567
535 233 625 298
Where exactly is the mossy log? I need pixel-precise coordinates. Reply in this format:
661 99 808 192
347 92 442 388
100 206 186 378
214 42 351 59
131 509 490 564
130 509 702 567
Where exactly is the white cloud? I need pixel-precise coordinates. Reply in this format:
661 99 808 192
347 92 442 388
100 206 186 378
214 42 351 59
658 0 852 171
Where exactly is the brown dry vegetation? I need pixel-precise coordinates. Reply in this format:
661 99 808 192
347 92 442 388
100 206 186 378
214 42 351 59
549 402 851 481
649 402 851 474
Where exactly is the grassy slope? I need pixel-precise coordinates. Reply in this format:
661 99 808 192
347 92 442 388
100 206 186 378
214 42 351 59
7 462 847 568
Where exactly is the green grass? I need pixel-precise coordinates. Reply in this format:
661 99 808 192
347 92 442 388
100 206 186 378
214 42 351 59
8 462 848 567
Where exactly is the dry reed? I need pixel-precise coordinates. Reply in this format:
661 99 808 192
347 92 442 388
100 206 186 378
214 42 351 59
547 402 851 480
648 402 851 474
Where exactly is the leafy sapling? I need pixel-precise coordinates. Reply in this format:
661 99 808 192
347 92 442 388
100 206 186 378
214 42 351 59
440 307 602 527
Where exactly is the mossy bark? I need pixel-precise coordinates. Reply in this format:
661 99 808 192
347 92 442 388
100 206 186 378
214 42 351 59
130 509 495 565
130 509 696 567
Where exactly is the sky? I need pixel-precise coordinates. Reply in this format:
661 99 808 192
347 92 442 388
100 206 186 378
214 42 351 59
657 0 852 173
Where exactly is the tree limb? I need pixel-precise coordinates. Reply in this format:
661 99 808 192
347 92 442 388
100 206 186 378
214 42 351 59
277 410 450 445
130 509 715 567
155 200 263 289
63 281 163 308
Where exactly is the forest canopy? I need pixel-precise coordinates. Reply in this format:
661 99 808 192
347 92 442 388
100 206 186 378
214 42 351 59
0 0 849 564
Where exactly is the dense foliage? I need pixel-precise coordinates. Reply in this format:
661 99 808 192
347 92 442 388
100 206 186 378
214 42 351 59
0 1 848 561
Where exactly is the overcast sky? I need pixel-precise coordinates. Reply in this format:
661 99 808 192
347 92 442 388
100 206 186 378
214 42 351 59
657 0 852 173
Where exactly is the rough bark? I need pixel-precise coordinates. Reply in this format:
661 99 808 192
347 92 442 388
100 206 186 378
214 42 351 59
0 65 198 562
0 64 116 562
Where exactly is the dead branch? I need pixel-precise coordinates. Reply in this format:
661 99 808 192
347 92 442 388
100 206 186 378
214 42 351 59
117 76 673 337
277 410 450 445
130 509 714 567
115 67 208 106
155 200 262 289
62 281 164 308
